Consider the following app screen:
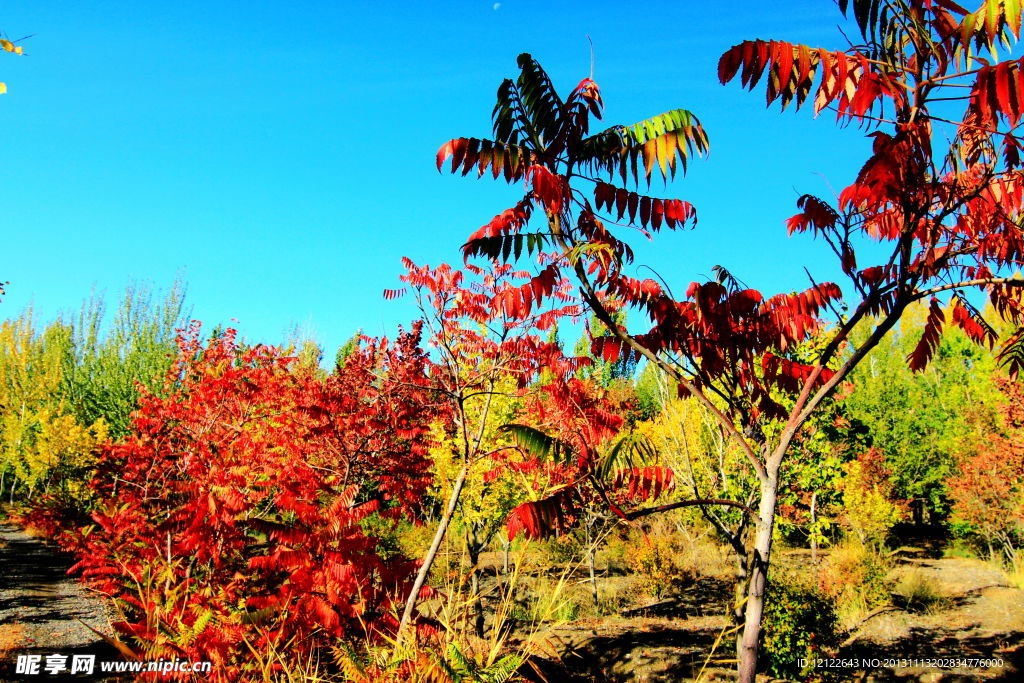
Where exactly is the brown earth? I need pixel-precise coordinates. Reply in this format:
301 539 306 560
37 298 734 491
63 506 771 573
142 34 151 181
2 526 1022 682
0 524 122 682
517 551 1024 682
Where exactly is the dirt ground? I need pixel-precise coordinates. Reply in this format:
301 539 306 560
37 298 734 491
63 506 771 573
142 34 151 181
0 524 121 682
2 526 1022 682
521 551 1024 682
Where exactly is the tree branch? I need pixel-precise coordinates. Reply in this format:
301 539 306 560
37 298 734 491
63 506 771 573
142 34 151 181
625 498 760 522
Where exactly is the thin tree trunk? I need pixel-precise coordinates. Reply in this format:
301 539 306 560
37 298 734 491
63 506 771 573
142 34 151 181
810 490 818 566
468 531 485 638
733 538 753 666
586 517 598 608
502 538 510 575
394 463 470 652
737 476 779 683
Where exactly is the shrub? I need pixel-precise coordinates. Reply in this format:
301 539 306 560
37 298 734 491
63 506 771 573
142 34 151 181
59 324 439 680
761 574 840 680
1007 554 1024 591
622 525 694 599
540 533 584 566
891 569 947 614
817 541 891 627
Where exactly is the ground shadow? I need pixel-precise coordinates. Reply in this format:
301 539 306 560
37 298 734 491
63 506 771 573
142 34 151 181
839 627 1024 681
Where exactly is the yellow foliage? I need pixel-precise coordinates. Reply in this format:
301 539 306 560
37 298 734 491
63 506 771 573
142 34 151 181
0 311 106 497
18 410 108 492
840 458 903 546
428 373 529 543
633 392 753 514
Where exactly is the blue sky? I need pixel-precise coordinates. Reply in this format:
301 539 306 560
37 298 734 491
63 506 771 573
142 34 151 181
1 1 876 354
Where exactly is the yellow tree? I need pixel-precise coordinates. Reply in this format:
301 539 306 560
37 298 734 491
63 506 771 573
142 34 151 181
0 311 107 501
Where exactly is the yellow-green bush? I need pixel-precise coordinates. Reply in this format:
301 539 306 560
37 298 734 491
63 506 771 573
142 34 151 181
622 526 695 599
816 541 891 627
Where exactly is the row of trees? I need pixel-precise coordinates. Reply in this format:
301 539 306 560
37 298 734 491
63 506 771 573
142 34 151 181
8 270 1015 679
4 270 1020 681
0 282 186 505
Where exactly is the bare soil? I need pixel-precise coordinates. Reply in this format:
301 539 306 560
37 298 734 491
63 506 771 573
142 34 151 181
0 524 121 681
2 527 1021 682
523 550 1024 682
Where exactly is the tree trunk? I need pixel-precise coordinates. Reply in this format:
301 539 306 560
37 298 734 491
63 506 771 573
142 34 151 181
586 519 599 609
810 490 818 566
394 464 470 652
737 476 780 683
502 538 510 575
468 534 485 638
733 548 750 666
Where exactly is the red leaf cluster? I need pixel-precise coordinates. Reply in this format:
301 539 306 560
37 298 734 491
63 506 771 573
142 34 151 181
611 466 675 503
718 40 900 117
968 57 1024 129
593 182 696 231
61 323 439 677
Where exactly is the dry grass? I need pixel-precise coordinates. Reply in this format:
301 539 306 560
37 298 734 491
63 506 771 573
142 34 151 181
816 540 893 629
1004 553 1024 591
891 569 949 614
0 623 24 660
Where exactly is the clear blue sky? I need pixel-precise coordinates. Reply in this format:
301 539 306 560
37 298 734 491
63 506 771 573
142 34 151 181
1 1 875 355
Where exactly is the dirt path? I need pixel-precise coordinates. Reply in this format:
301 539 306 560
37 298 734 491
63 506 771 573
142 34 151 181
838 556 1024 681
0 523 120 681
540 556 1024 682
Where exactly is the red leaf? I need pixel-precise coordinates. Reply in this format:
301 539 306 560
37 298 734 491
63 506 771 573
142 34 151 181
907 297 945 372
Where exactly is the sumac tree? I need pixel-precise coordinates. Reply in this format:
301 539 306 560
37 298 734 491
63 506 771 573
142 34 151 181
436 1 1024 675
62 323 437 679
386 259 586 647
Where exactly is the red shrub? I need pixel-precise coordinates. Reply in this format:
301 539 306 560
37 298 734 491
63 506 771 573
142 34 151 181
61 324 438 679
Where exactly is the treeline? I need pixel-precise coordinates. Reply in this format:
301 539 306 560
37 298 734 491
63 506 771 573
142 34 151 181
0 281 187 505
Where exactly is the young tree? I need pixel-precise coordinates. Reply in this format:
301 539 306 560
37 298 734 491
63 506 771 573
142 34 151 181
425 370 527 637
64 280 188 438
435 1 1024 675
386 259 584 648
0 310 109 504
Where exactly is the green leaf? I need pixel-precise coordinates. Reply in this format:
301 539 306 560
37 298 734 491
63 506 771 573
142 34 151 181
500 423 572 462
578 109 709 184
462 232 553 263
516 53 565 148
598 432 658 480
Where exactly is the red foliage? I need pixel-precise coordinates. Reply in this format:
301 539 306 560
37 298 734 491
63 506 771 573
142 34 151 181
60 324 439 679
949 377 1024 553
